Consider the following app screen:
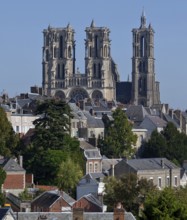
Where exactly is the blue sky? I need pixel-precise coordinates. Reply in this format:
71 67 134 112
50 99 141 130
0 1 187 110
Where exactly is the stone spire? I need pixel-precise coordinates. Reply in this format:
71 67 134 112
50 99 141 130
90 19 95 28
140 8 146 28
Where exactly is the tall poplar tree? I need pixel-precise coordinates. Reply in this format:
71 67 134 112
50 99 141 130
0 107 19 156
100 108 137 158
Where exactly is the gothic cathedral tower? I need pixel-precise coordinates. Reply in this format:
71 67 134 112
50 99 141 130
42 22 119 101
42 24 75 97
131 12 160 107
85 20 119 101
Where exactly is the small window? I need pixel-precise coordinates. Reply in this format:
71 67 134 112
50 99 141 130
94 163 98 173
158 177 162 188
167 176 170 186
89 163 93 173
149 177 153 183
16 126 19 133
174 176 178 187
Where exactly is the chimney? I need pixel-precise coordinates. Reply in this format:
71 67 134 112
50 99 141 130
113 202 125 220
73 208 84 220
161 159 164 169
19 155 23 168
111 164 115 177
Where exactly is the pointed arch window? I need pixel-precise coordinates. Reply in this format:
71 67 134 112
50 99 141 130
93 64 96 78
57 64 60 78
54 47 57 58
140 36 145 57
60 36 63 58
94 35 98 57
62 64 65 79
68 46 72 58
45 49 49 62
89 46 92 57
104 45 107 57
98 63 101 78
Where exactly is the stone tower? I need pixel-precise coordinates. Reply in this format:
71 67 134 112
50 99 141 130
85 20 119 100
42 21 119 101
42 24 75 98
131 11 160 107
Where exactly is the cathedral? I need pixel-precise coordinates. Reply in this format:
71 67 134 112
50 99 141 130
42 12 160 107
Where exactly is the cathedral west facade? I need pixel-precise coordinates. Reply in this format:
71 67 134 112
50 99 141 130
42 21 119 102
42 13 160 107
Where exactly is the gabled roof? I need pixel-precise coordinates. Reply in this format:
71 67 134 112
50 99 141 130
102 157 122 173
84 148 102 159
163 113 180 128
78 173 105 185
118 158 179 171
0 207 15 220
82 193 102 209
83 111 104 128
62 191 76 206
0 157 25 172
126 105 149 123
79 140 95 150
32 190 75 208
141 115 167 128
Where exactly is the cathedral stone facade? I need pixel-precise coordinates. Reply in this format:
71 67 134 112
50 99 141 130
42 21 119 102
42 13 160 107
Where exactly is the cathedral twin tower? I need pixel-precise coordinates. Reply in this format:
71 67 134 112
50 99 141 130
42 13 160 107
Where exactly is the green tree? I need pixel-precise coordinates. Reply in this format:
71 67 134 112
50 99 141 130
140 130 167 158
140 122 187 165
32 99 73 150
141 187 187 220
100 108 137 158
104 173 156 216
57 157 83 197
0 107 19 156
0 167 6 206
21 99 84 185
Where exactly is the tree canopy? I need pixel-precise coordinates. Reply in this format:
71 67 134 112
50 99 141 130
104 173 156 216
20 99 84 187
99 108 137 158
0 167 6 206
57 157 83 197
140 187 187 220
0 107 19 157
140 122 187 165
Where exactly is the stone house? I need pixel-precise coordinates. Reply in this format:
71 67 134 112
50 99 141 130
84 148 102 174
17 207 136 220
140 115 167 138
113 158 181 189
0 157 26 195
31 190 75 212
76 173 105 200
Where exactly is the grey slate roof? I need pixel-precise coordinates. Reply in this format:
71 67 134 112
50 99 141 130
144 115 167 128
102 158 122 173
78 173 105 185
83 111 104 128
61 191 76 206
163 113 180 128
0 207 15 220
79 140 95 150
81 193 102 209
16 211 137 220
32 190 75 208
126 105 149 123
0 157 25 172
84 148 102 159
123 158 179 171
